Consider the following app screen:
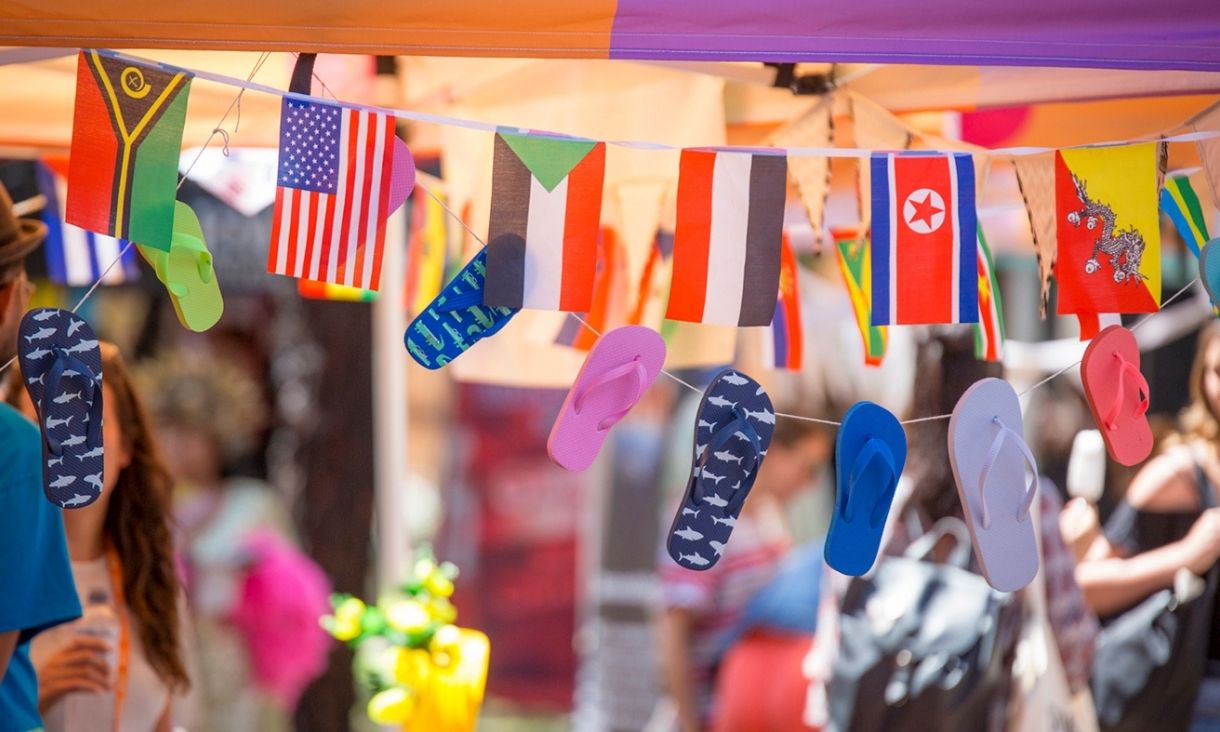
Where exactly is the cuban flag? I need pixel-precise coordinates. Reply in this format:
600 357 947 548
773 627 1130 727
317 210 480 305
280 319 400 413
870 152 978 326
35 162 140 286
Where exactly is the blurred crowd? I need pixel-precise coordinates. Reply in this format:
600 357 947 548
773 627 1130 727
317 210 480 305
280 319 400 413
652 326 1220 732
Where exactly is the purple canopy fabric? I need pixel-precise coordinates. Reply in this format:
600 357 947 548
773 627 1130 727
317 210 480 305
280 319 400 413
610 0 1220 71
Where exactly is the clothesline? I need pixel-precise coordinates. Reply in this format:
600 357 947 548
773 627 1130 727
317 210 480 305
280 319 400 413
101 48 1220 159
0 50 1208 432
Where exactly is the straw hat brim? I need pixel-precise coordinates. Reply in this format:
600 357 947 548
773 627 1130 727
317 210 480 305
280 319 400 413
0 218 47 269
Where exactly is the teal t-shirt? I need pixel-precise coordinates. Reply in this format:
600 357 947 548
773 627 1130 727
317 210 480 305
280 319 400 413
0 403 81 732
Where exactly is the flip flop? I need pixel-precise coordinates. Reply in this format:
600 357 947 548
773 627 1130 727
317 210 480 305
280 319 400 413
548 326 665 471
666 369 776 571
18 308 105 509
948 377 1039 592
139 201 223 332
825 401 906 576
1200 238 1220 308
1082 325 1152 466
405 248 519 369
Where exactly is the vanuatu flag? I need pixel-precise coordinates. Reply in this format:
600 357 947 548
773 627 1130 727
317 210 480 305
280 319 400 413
67 51 192 252
833 229 887 366
1055 143 1161 315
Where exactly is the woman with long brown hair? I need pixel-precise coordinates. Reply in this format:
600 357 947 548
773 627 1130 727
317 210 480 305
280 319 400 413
6 342 189 731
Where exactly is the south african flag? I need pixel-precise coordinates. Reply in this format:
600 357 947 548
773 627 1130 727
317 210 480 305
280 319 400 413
67 51 192 252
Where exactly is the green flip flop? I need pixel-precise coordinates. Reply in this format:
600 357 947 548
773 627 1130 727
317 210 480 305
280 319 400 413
139 201 223 333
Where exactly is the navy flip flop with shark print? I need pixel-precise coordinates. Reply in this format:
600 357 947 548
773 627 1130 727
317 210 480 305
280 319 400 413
405 248 519 369
18 308 105 509
666 369 776 571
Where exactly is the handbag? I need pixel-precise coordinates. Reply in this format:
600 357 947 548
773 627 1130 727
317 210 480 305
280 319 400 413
827 517 1021 732
1089 462 1220 732
1009 493 1098 732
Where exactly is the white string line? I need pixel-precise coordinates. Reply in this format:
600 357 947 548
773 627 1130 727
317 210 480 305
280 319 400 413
177 51 270 193
0 53 271 379
99 49 1220 160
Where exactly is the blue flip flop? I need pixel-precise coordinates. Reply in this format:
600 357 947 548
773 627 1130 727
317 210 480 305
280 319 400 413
1200 238 1220 309
666 369 776 571
405 248 519 369
825 401 907 576
18 308 105 509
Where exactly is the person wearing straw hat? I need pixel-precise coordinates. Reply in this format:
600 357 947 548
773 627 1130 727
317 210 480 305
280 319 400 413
0 183 83 732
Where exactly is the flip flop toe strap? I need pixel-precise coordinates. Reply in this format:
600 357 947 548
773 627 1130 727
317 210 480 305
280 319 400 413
43 350 102 456
574 358 648 431
976 417 1039 530
1104 354 1150 431
692 411 760 509
842 438 898 529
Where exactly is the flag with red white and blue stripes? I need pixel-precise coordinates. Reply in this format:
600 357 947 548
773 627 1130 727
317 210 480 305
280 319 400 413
870 152 978 326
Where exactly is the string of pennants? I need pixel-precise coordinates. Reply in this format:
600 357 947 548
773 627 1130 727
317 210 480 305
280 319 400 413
19 48 1220 588
55 49 1220 365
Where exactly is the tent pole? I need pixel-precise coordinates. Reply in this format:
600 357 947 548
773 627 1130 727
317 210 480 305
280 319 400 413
372 203 411 593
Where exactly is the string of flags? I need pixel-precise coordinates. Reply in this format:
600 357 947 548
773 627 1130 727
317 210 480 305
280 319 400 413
43 49 1220 376
15 46 1220 587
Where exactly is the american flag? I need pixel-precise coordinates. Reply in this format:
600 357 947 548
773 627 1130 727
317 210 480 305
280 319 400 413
268 98 396 291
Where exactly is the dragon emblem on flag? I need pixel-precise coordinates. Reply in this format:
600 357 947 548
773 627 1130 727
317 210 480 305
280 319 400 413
1065 173 1146 284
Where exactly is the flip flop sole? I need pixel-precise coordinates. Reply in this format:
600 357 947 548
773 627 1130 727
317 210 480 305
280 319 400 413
666 369 775 571
547 326 665 471
1201 239 1220 306
948 378 1038 592
1081 325 1152 466
166 245 223 332
825 401 906 576
406 249 518 369
18 309 105 509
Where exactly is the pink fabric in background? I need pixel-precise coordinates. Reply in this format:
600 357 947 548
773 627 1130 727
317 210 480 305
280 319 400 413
229 530 334 711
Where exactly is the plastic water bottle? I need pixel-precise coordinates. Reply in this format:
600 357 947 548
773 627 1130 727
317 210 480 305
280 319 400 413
64 590 118 729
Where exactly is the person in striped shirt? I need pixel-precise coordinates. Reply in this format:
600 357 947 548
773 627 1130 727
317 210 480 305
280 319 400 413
659 409 832 732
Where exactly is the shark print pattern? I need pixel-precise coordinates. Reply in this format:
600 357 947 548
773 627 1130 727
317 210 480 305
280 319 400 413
19 308 105 509
405 249 519 370
666 368 775 571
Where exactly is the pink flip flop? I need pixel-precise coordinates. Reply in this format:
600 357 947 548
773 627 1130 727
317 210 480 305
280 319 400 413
948 377 1040 592
548 325 665 471
1082 325 1152 467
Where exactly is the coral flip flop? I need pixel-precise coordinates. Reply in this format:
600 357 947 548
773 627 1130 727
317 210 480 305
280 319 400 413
666 369 776 571
1200 238 1220 308
139 201 223 332
1082 325 1152 466
406 248 519 369
548 326 665 471
949 378 1039 592
18 308 105 509
825 401 906 576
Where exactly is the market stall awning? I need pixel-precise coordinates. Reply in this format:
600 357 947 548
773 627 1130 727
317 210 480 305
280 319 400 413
3 0 1219 71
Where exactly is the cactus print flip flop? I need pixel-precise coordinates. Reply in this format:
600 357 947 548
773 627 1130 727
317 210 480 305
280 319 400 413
18 308 105 509
405 248 519 369
666 369 776 571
